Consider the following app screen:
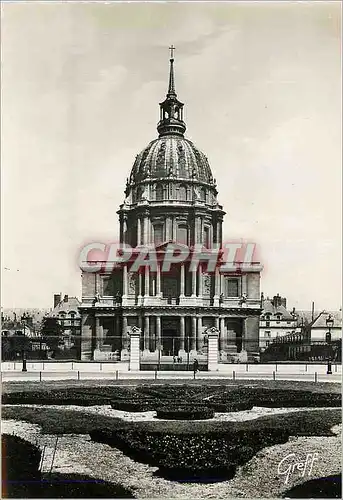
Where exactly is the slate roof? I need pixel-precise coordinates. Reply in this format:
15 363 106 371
50 297 81 318
311 310 342 329
261 299 294 320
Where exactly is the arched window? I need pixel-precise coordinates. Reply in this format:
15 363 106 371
154 224 164 245
156 184 163 201
179 185 186 201
177 225 188 245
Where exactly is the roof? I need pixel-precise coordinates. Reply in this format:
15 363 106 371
129 136 215 186
49 297 81 317
311 311 342 329
261 299 294 320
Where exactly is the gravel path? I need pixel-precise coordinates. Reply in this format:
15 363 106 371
2 416 341 499
3 403 340 422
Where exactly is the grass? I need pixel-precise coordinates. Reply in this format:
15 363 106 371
3 472 135 498
3 378 341 394
2 405 341 437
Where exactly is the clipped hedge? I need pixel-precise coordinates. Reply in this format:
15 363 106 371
110 399 154 412
155 406 214 420
2 434 42 498
89 427 290 480
208 400 254 412
2 390 111 406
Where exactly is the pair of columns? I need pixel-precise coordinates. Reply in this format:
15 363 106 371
95 315 126 351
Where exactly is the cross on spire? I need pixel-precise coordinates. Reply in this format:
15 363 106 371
169 45 175 60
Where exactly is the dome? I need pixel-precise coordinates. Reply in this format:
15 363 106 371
129 136 214 186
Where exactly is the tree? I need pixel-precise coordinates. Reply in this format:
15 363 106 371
41 317 63 352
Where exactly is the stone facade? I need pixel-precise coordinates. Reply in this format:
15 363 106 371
79 53 263 364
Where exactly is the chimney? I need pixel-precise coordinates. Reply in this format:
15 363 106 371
54 294 61 308
281 297 287 308
63 294 69 303
311 301 315 322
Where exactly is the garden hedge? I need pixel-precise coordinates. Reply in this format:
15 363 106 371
155 406 215 420
2 434 41 498
89 427 290 480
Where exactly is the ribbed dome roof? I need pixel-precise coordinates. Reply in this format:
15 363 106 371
129 136 214 185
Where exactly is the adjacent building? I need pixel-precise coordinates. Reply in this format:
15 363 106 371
259 294 297 349
49 294 81 349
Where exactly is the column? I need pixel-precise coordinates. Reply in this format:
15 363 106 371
137 218 141 246
99 321 104 349
242 274 248 295
215 317 219 330
138 272 142 300
144 265 150 296
191 316 197 351
122 316 128 345
220 274 224 296
95 273 99 295
165 217 171 240
95 316 100 350
180 316 185 351
122 265 128 298
156 262 161 296
220 317 225 351
143 217 149 244
213 266 220 305
156 316 161 348
180 264 185 297
209 225 213 249
191 269 197 297
144 316 150 350
197 316 202 350
172 218 177 241
198 266 203 298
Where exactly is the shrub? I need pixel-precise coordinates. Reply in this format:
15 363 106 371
2 434 41 498
208 400 254 412
89 427 290 481
155 406 214 420
110 399 154 412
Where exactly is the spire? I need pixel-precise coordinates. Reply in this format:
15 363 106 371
167 45 176 96
157 45 186 138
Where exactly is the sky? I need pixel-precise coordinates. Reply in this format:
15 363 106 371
1 1 341 311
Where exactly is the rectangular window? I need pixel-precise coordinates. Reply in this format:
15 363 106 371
154 225 164 245
177 226 188 245
204 227 210 248
226 278 239 297
102 276 114 296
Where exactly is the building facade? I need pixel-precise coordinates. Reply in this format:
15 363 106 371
259 294 297 349
79 52 263 365
49 294 81 349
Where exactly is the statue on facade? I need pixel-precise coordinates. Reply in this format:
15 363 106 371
93 292 101 306
239 293 247 306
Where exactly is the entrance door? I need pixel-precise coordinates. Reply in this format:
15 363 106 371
161 317 180 356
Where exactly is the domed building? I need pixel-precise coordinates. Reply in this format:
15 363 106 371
79 50 263 367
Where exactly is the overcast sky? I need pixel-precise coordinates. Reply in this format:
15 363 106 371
1 1 341 311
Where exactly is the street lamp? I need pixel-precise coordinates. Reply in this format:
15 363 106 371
21 318 27 372
326 315 334 375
